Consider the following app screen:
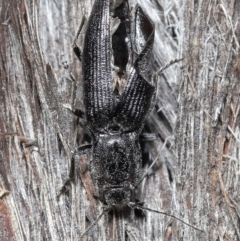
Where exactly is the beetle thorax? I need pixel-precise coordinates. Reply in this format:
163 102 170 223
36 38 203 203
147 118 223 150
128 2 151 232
92 133 141 207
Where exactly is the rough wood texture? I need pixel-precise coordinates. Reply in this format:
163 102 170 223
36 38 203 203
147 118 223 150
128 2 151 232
175 0 240 240
0 0 239 240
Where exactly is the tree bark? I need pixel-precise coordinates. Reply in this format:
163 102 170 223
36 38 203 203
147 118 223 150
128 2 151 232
175 1 240 240
0 0 239 241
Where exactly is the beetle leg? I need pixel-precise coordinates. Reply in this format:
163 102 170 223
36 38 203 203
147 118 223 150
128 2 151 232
72 108 84 118
73 16 86 62
135 156 174 190
73 144 92 155
63 104 85 119
57 144 92 198
57 155 76 198
154 57 184 77
139 133 158 142
73 45 82 62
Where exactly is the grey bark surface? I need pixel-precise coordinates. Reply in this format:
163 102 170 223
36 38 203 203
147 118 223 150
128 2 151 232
175 1 240 240
0 0 239 241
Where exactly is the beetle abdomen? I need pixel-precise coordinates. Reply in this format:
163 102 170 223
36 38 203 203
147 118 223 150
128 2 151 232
83 0 114 129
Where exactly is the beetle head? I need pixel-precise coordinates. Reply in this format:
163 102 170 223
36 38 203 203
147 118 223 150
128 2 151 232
104 186 132 208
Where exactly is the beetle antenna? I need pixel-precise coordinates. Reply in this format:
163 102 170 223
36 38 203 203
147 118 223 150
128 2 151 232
80 206 111 239
128 202 204 233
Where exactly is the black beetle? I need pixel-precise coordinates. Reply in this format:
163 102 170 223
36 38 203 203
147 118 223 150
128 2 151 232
72 0 155 208
66 0 202 237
